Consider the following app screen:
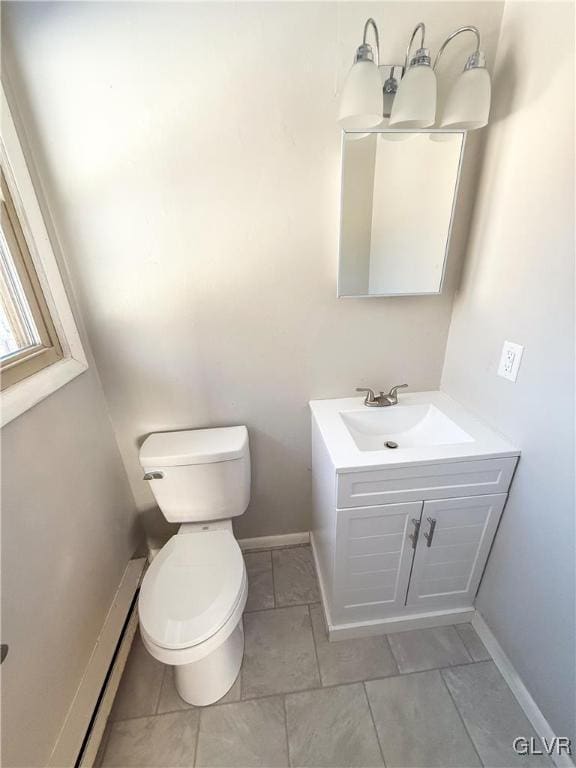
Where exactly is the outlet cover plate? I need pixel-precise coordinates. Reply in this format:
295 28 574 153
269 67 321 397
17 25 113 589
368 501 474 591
498 340 524 382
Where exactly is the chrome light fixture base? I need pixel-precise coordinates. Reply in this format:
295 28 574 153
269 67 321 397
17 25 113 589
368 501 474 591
355 17 380 65
380 64 403 117
355 42 375 64
409 48 432 68
464 49 487 71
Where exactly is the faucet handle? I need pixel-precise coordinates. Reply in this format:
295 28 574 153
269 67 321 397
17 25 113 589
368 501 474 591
356 387 377 404
388 384 408 398
384 384 408 404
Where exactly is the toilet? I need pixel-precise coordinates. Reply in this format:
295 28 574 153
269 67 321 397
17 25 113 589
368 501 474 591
137 426 250 706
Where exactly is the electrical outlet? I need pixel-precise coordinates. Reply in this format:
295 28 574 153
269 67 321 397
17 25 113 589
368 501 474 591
498 340 524 382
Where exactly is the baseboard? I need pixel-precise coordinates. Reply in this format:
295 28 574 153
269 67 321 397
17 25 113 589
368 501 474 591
238 531 310 551
472 612 575 768
47 558 146 768
327 607 476 640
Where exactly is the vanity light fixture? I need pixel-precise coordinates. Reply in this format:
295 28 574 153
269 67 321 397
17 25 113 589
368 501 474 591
338 19 491 132
434 26 491 129
338 18 400 129
389 23 437 128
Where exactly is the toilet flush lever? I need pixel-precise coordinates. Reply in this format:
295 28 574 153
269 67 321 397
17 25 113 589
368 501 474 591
143 471 164 481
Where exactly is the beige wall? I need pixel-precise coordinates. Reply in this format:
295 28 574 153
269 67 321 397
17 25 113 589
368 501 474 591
441 1 575 743
2 372 140 767
3 1 503 544
0 72 140 768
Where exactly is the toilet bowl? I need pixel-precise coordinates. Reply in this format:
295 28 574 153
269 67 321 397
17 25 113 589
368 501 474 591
137 426 250 706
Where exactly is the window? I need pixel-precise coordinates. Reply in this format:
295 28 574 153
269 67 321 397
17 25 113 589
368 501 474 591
1 85 87 426
1 170 63 389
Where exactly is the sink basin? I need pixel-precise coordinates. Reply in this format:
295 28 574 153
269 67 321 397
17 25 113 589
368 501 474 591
309 391 519 470
340 403 475 451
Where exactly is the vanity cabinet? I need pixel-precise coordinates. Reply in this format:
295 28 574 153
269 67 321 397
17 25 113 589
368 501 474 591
309 393 520 639
311 421 518 637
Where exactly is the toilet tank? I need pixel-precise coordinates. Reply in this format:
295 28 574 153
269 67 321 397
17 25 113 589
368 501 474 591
139 426 250 523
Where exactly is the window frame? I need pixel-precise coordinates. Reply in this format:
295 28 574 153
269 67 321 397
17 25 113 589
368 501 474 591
1 84 88 426
1 169 64 388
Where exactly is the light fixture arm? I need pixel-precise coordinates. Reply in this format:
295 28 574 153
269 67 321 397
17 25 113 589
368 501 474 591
360 18 380 66
404 22 426 70
433 26 482 70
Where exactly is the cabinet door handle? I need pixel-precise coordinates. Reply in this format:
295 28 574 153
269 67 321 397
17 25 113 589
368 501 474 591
424 517 437 547
409 518 421 549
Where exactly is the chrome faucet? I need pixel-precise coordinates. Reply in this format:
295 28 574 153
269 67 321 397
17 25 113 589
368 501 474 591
356 384 408 407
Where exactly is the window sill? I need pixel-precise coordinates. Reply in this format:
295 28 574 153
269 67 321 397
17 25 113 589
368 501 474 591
1 355 88 427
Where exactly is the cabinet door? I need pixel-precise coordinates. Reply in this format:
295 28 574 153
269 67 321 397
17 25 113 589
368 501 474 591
406 494 507 610
334 502 422 622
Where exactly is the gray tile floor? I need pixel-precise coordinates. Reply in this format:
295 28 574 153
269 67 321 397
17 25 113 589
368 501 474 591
99 545 551 768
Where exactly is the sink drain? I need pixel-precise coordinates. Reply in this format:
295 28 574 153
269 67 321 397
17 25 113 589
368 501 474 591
385 441 399 449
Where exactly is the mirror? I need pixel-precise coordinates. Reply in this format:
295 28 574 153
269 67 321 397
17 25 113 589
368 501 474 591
338 130 465 297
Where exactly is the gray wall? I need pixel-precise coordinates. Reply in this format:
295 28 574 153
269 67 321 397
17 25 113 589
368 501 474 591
441 1 575 743
0 71 141 768
2 372 140 767
3 1 503 544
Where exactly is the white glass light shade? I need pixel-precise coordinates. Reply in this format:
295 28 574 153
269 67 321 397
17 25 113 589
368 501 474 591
389 65 437 128
338 60 383 130
440 66 491 129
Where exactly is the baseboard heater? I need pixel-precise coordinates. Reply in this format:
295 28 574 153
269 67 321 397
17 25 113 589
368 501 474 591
47 558 146 768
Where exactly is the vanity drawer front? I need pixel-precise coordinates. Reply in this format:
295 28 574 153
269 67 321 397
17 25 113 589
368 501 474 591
337 458 517 508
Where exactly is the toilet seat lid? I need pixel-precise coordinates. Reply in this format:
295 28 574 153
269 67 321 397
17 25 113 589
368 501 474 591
139 530 245 650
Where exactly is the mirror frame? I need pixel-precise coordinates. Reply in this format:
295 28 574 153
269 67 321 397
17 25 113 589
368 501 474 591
337 128 467 299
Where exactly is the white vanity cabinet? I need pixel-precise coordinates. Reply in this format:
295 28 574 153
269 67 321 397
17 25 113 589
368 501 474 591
333 493 507 626
309 400 520 639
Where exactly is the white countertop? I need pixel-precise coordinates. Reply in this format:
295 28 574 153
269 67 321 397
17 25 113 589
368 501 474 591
309 390 520 473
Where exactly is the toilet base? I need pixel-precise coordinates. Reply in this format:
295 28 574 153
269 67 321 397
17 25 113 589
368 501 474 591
174 620 244 706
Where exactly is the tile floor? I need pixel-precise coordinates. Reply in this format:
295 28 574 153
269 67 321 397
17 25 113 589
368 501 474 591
98 545 551 768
